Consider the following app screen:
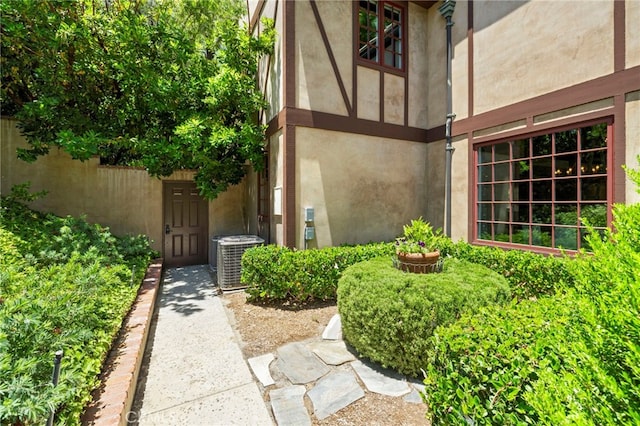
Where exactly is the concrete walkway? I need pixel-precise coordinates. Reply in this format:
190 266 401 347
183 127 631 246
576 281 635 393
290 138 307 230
130 265 273 425
130 264 426 425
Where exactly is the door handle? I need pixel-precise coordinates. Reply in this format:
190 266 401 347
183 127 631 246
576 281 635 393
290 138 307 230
165 225 171 234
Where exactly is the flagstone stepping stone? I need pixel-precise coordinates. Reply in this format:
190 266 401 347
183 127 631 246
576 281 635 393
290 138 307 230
403 388 424 403
247 353 275 387
322 314 342 340
350 360 410 397
307 371 365 420
269 385 311 426
275 342 330 384
308 340 356 366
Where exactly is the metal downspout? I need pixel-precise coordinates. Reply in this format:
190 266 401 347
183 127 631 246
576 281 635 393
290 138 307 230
439 0 456 238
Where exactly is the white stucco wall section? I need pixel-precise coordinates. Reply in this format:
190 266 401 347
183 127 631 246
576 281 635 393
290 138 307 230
473 0 614 115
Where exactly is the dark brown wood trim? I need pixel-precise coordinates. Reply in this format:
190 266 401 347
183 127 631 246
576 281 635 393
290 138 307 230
410 0 438 10
379 70 385 123
283 124 296 247
265 108 284 138
266 106 444 143
468 116 618 252
614 0 625 73
471 107 615 145
249 0 266 34
453 65 640 137
613 94 626 204
284 0 296 109
404 73 409 126
283 0 296 247
467 0 474 118
355 59 407 77
309 0 353 116
467 131 475 242
404 11 409 127
353 0 408 76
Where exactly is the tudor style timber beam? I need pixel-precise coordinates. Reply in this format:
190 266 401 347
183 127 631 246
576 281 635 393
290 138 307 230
452 65 640 138
282 0 296 248
266 107 445 144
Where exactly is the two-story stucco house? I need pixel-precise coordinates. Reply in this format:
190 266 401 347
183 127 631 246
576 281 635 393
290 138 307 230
2 0 638 266
245 0 640 255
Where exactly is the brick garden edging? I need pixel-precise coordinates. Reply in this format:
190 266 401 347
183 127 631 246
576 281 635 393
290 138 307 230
81 259 163 426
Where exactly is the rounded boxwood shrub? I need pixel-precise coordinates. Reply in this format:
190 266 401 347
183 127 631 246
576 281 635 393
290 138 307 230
337 257 511 377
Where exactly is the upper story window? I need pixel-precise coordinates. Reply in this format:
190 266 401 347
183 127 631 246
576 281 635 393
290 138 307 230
474 120 611 252
358 0 404 70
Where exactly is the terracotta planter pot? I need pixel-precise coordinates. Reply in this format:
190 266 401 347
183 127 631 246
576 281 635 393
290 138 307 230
396 251 441 274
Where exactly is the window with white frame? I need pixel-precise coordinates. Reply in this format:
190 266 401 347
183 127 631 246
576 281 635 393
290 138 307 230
475 120 611 251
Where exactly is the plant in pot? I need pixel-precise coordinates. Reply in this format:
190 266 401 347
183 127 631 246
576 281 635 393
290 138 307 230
395 218 446 273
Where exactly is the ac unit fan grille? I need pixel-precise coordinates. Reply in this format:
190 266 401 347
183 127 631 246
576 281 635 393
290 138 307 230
217 235 264 290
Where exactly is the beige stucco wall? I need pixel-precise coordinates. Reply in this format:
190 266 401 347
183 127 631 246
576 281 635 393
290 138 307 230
626 91 640 204
295 127 430 248
384 73 405 125
422 136 468 242
423 140 445 232
256 0 283 123
472 0 614 115
451 0 469 121
295 0 350 116
426 3 446 126
407 3 430 129
357 66 380 121
627 0 640 68
0 119 246 254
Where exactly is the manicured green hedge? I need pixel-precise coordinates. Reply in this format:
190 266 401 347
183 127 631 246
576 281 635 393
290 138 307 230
241 242 394 301
241 235 573 303
423 295 583 425
438 239 575 299
337 257 511 377
0 195 154 425
423 178 640 425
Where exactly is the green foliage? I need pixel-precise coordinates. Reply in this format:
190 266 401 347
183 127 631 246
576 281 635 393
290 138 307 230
422 162 640 425
0 197 154 425
337 258 511 377
395 217 445 254
1 0 275 199
438 239 575 299
241 243 395 302
423 295 583 425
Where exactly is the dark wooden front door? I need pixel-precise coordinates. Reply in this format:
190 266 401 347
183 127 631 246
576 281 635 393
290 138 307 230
163 182 208 267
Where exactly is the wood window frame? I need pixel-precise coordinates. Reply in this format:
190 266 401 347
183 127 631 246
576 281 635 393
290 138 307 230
472 117 613 254
355 0 407 74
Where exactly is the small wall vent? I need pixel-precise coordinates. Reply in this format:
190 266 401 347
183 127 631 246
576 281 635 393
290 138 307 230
217 235 264 291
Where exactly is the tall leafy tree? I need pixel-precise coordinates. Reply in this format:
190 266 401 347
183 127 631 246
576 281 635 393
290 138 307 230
1 0 274 199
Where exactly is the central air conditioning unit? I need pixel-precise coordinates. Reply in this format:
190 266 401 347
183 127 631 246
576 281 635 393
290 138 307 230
217 235 264 291
209 235 225 272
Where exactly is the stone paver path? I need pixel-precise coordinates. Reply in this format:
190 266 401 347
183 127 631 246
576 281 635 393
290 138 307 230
247 314 426 424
